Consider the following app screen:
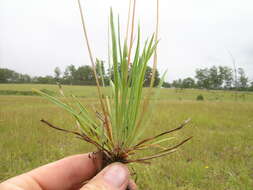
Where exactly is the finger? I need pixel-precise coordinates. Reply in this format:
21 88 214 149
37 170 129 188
3 154 102 190
81 163 130 190
28 153 102 190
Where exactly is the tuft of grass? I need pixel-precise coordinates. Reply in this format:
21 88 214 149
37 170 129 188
34 0 191 170
196 94 204 101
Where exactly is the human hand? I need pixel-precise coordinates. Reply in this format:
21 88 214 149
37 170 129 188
0 154 137 190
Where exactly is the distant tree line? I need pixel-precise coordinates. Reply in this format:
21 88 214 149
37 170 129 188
0 68 32 83
1 64 252 91
163 65 253 91
0 61 160 87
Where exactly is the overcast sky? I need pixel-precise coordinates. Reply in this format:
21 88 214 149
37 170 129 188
0 0 253 82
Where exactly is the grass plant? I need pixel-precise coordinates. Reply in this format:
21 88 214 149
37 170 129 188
34 0 192 180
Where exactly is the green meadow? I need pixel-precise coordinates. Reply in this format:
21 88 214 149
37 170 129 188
0 84 253 189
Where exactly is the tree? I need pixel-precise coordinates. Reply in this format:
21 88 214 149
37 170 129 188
162 82 171 88
54 67 61 81
195 66 235 90
63 65 75 84
238 68 248 89
172 79 183 88
250 81 253 91
209 66 220 89
222 66 233 89
74 65 95 85
63 67 70 84
195 68 210 89
0 68 14 83
182 77 195 88
19 74 31 83
0 68 29 83
68 65 77 78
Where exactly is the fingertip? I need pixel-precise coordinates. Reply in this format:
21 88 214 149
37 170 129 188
81 163 130 190
103 163 129 188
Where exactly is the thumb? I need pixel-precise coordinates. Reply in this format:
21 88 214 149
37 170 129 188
81 163 130 190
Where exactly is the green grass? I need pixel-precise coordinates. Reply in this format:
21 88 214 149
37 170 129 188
1 84 253 101
1 84 253 189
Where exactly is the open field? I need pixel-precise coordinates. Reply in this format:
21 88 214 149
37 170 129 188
0 84 253 189
1 84 253 101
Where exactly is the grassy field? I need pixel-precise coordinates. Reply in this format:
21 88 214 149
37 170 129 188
1 83 253 101
0 84 253 189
